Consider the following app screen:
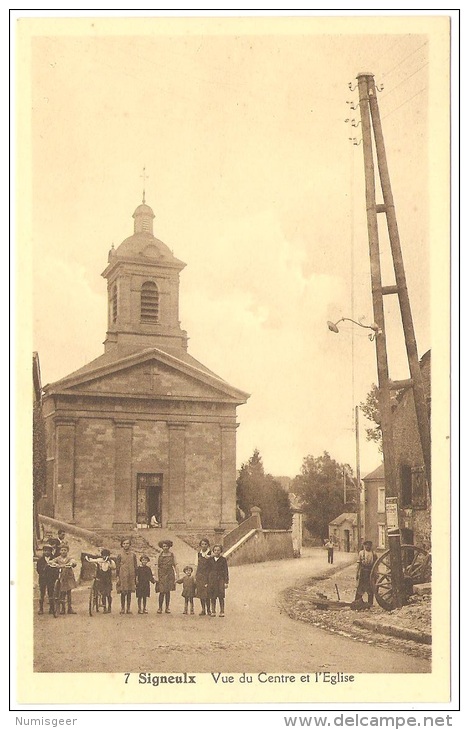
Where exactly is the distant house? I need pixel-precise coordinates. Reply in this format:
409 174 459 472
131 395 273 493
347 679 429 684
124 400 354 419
362 463 386 550
328 512 358 552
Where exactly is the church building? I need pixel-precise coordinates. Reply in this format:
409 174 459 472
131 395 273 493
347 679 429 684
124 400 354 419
41 199 249 532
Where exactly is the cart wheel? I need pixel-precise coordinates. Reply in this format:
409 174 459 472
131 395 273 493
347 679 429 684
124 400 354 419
370 544 430 611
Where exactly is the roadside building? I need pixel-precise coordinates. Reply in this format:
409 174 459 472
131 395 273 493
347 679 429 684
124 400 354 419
362 350 431 552
391 350 431 549
362 463 386 550
328 512 358 552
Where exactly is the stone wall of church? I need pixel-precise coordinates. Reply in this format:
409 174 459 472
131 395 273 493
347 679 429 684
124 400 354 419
132 421 170 475
44 402 238 531
184 422 222 527
74 419 115 528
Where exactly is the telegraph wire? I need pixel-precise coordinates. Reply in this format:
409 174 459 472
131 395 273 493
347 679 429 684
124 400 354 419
381 86 427 120
381 40 428 78
378 35 411 66
380 61 429 100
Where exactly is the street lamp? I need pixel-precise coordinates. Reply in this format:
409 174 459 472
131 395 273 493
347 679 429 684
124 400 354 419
326 315 378 552
327 312 406 607
327 317 381 341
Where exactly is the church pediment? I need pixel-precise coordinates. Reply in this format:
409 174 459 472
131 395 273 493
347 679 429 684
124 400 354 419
45 349 249 405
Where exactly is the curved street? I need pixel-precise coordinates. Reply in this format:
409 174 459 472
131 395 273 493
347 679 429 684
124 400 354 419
34 548 430 674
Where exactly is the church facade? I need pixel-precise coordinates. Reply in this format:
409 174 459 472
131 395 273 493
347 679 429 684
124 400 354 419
41 200 249 531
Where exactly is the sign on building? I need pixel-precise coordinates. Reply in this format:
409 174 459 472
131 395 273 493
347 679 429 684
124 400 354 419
385 496 399 531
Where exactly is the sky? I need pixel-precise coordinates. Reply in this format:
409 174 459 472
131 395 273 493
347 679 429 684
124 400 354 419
23 14 449 479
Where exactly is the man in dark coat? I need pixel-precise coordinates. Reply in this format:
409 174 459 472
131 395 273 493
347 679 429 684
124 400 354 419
207 544 229 617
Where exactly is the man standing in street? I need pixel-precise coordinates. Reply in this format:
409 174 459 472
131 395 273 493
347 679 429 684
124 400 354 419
324 538 334 564
355 539 378 605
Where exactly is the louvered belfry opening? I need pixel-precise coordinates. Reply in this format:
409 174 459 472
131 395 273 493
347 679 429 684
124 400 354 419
140 280 159 323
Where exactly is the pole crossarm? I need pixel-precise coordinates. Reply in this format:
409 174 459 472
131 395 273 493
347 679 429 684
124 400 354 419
389 378 413 391
357 71 431 494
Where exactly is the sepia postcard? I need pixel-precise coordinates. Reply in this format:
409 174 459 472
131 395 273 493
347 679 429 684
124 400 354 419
13 12 454 710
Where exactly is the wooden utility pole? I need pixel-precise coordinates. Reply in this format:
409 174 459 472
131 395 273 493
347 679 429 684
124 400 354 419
356 72 405 607
367 80 432 493
355 405 362 551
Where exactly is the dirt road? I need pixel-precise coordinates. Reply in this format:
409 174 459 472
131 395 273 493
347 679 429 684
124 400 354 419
34 549 430 674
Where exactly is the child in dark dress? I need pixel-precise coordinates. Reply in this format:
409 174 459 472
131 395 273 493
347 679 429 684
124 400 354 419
195 538 212 616
177 566 196 615
85 549 116 613
136 555 155 614
207 544 229 618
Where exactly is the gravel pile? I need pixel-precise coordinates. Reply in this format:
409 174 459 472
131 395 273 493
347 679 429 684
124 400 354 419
279 561 431 661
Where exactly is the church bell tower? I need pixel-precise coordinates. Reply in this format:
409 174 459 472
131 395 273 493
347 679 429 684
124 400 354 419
101 198 188 355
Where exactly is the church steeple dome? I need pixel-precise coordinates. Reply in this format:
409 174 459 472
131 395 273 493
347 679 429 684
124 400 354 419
133 200 155 234
102 197 188 355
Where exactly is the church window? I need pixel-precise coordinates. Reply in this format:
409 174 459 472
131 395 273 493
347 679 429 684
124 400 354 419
141 281 159 322
111 285 118 323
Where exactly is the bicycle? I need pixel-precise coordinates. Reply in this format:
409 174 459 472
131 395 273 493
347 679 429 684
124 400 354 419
89 573 104 616
84 554 115 616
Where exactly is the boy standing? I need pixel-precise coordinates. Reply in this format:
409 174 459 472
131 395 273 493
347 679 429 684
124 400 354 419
36 544 54 614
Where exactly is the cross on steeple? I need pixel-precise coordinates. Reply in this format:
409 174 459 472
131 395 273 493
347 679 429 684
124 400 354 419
140 166 149 204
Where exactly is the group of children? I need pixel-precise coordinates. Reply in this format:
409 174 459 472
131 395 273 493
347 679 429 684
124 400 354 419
36 533 229 618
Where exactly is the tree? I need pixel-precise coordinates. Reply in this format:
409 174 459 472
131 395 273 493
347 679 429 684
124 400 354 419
237 449 292 529
360 383 383 453
292 451 355 540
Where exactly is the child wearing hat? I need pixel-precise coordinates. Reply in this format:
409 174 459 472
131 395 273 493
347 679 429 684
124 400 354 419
85 549 116 613
177 566 196 615
116 538 138 614
136 555 155 614
355 540 378 606
156 540 179 614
